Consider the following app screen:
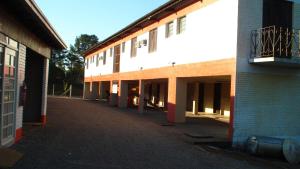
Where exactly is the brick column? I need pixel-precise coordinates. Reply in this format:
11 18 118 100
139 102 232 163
41 58 49 126
229 74 236 140
193 82 199 115
118 80 128 108
138 80 145 113
167 77 187 123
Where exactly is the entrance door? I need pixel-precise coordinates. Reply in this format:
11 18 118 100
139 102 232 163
23 49 43 123
113 45 120 73
1 47 17 145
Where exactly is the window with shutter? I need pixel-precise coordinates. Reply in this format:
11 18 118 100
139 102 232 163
131 37 137 57
149 28 157 53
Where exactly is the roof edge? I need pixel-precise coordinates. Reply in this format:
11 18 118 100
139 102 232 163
25 0 67 49
83 0 200 57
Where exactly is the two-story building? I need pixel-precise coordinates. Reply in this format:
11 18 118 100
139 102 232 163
83 0 300 148
0 0 66 147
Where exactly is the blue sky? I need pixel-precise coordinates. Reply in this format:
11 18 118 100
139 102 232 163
35 0 169 47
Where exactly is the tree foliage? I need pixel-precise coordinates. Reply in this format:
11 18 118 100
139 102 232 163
49 34 99 95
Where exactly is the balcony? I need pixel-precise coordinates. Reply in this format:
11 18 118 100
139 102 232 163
250 26 300 67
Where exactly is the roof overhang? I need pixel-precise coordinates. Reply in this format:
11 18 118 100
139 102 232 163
0 0 67 49
83 0 201 57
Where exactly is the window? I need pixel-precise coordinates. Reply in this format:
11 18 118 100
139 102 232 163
122 42 126 53
110 48 113 57
96 54 99 67
149 28 157 53
177 16 186 34
90 57 92 64
103 51 106 65
165 21 174 38
93 56 95 63
131 37 137 57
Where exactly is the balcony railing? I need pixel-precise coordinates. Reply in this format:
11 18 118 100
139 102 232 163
251 26 300 59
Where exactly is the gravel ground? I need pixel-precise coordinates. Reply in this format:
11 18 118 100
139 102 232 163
12 97 299 169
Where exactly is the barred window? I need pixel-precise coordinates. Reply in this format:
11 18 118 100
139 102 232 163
177 16 186 34
131 37 137 57
122 42 126 53
96 54 99 66
110 48 113 57
166 21 174 38
103 51 106 65
148 28 157 53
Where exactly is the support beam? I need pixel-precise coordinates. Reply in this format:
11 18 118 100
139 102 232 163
118 80 128 108
192 82 199 115
91 82 99 100
229 74 236 140
138 80 145 113
167 77 187 123
41 58 49 126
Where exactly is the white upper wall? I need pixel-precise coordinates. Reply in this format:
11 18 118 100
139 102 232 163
85 0 239 78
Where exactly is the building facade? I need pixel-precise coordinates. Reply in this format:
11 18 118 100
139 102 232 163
83 0 300 147
0 0 66 147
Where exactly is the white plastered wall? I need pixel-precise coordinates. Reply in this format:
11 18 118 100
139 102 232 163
15 44 26 130
84 0 239 77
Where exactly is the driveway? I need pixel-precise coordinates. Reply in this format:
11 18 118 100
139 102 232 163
12 97 298 169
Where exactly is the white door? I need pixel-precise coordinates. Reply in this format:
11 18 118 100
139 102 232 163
0 46 17 146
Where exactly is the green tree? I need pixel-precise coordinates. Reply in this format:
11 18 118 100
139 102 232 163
72 34 98 55
49 34 99 96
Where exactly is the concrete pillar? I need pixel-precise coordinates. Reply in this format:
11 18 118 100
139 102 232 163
118 80 128 108
41 58 49 126
220 82 231 117
91 82 99 100
83 82 91 99
98 81 103 100
138 80 145 113
229 74 236 140
167 77 187 123
193 82 199 115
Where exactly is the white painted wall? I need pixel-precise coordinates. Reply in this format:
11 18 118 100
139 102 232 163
85 0 238 77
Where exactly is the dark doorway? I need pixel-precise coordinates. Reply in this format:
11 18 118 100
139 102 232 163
213 83 221 113
263 0 293 28
23 49 44 123
198 83 205 112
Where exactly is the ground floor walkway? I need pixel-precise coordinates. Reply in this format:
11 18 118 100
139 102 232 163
12 97 298 169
